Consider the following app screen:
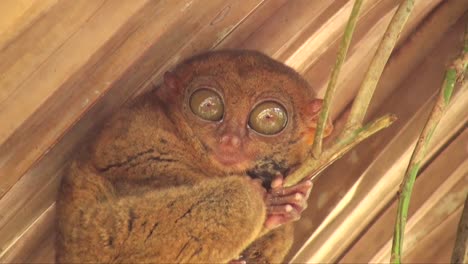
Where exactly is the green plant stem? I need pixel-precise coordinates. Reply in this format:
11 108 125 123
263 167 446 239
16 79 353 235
312 0 363 158
285 114 396 187
451 194 468 264
286 0 415 187
465 21 468 53
450 195 468 263
390 32 468 263
342 0 415 135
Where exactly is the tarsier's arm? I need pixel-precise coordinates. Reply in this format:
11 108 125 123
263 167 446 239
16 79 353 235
57 162 266 263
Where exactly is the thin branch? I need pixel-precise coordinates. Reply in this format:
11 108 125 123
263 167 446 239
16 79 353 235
312 0 364 158
445 22 468 264
342 0 415 135
465 21 468 53
285 0 415 186
390 29 468 263
285 114 396 187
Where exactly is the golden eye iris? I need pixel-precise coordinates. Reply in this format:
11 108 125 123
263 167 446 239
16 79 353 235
249 101 287 135
189 89 224 121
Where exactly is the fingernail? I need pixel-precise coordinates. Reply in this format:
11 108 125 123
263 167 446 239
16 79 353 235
295 193 303 201
285 204 293 212
271 179 282 188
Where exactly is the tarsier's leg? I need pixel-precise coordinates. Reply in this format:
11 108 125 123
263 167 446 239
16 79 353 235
57 162 266 263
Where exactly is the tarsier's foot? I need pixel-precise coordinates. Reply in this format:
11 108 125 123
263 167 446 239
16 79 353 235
264 173 313 229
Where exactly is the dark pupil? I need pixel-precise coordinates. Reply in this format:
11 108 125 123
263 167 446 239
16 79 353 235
199 97 218 115
202 100 214 109
260 108 281 126
264 113 275 121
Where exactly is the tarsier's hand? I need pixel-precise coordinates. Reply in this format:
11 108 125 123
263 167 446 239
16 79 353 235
228 175 311 264
229 256 246 264
264 173 313 229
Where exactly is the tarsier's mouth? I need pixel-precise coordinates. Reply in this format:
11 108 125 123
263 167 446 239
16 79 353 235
208 152 253 176
209 144 255 169
246 158 290 190
209 151 289 189
212 151 247 166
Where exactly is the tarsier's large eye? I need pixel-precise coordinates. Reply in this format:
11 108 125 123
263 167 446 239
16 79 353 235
189 88 224 121
249 101 288 135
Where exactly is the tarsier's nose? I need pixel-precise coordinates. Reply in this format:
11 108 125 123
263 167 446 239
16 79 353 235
219 134 241 149
217 118 245 150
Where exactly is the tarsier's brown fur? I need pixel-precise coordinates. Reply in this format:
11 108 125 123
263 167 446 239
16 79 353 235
56 50 331 263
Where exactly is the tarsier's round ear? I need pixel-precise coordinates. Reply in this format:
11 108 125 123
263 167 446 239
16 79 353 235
157 71 182 101
323 117 334 137
305 99 334 139
164 71 181 91
311 99 333 137
306 99 323 116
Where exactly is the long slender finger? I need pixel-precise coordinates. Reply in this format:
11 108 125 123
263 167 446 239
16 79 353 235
270 172 284 190
279 212 301 222
264 212 301 229
273 180 313 196
267 204 294 215
267 192 304 206
267 194 308 213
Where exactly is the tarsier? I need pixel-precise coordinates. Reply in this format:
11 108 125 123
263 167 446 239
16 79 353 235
56 50 332 263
